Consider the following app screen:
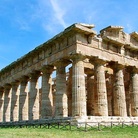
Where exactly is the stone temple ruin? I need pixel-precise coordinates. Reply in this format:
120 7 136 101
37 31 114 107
0 23 138 125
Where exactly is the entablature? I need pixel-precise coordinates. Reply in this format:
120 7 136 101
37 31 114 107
1 23 138 87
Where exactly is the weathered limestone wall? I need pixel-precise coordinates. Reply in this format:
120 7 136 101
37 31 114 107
0 23 138 123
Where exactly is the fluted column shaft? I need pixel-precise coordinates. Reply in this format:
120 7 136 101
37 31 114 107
94 62 108 116
67 67 72 117
125 81 131 116
10 81 19 121
106 74 113 116
113 65 127 116
86 70 95 116
0 88 4 122
41 66 53 118
3 85 11 122
19 76 29 121
29 72 40 120
72 56 86 117
55 62 68 117
130 71 138 116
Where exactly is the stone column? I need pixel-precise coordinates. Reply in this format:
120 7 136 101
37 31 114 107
29 71 40 120
10 81 19 122
113 65 127 116
19 76 29 121
52 79 56 117
106 73 113 116
125 81 131 116
55 61 68 117
94 60 108 116
130 69 138 116
0 88 4 122
72 56 87 117
3 84 11 122
67 67 72 117
124 70 131 116
85 69 95 116
41 65 54 119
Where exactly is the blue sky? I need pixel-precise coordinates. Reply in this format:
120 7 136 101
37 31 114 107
0 0 138 69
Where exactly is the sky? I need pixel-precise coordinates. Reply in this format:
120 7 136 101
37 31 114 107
0 0 138 70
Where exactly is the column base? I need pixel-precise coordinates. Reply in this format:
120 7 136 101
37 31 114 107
1 116 138 127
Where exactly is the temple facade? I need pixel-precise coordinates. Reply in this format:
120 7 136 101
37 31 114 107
0 23 138 123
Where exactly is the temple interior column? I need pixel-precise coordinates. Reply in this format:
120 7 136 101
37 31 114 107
55 61 68 117
106 73 113 116
19 76 29 121
10 81 19 122
94 60 108 116
125 81 131 116
67 67 72 117
113 64 127 116
130 69 138 116
85 69 95 116
124 69 131 116
3 84 11 122
29 71 40 120
72 56 87 117
41 65 54 118
52 79 56 117
0 88 4 122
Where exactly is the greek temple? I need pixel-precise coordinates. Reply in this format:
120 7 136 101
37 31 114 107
0 23 138 124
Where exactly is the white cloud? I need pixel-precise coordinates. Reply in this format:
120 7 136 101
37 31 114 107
50 0 67 28
15 18 30 31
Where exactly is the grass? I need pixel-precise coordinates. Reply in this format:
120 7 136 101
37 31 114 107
0 126 138 138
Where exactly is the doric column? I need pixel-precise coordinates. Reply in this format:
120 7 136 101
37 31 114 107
19 76 29 121
3 84 11 122
94 60 108 116
72 55 87 117
10 81 19 121
52 79 56 117
125 81 131 116
106 73 113 116
67 67 72 117
41 65 54 118
29 71 40 120
124 70 131 116
130 68 138 116
0 88 4 122
113 64 127 116
85 69 95 116
55 61 68 117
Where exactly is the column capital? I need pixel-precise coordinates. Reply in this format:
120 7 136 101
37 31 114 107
11 80 20 86
4 84 11 90
19 76 29 86
85 68 94 76
41 65 54 74
108 62 124 71
127 66 138 74
54 59 71 67
89 58 106 66
0 87 4 92
29 70 41 80
71 54 86 63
